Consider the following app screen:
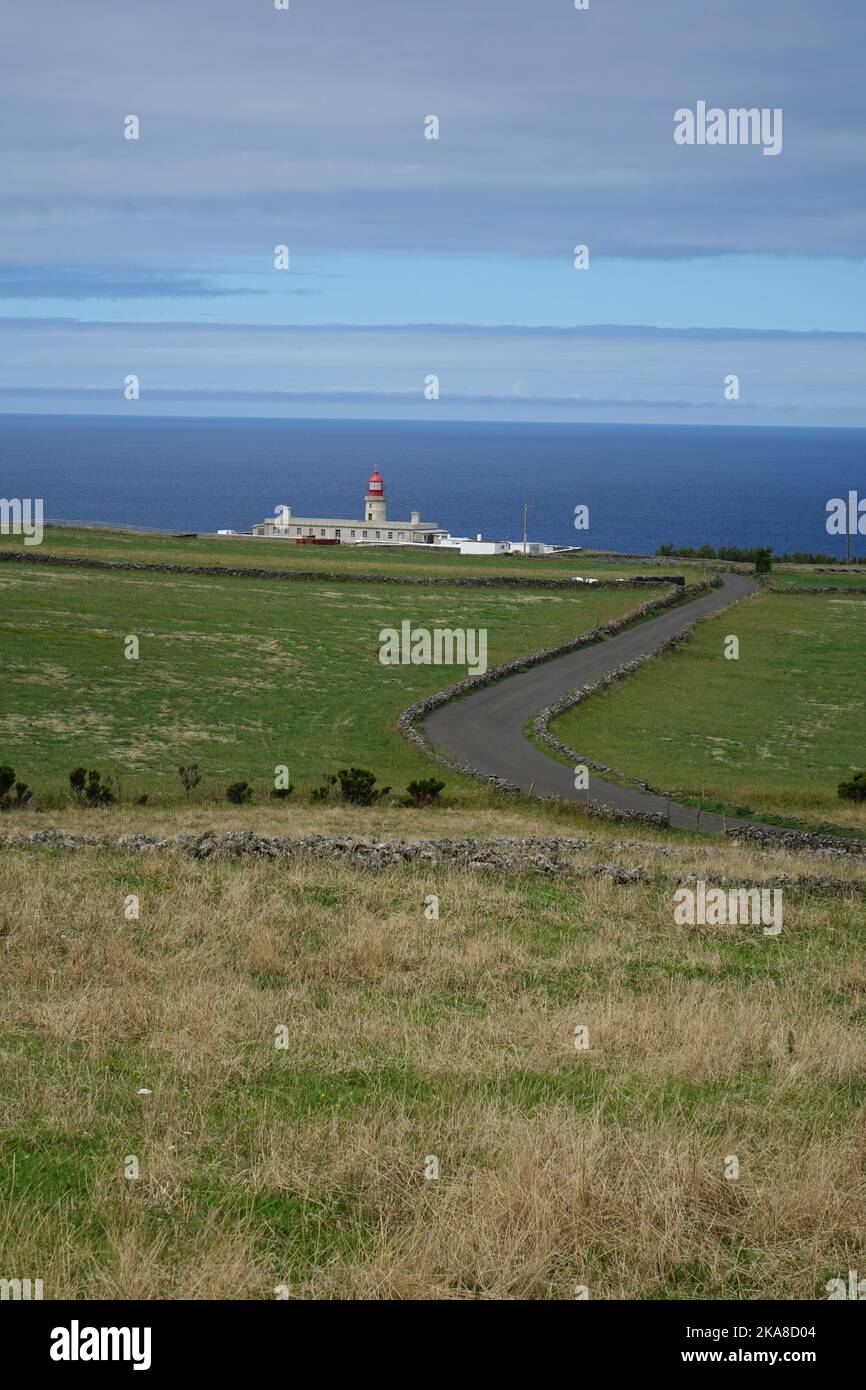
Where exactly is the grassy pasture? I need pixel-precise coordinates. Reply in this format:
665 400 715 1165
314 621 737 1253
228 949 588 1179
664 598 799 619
0 562 644 802
771 568 866 590
1 826 863 1300
553 591 866 830
2 538 865 1304
0 524 707 583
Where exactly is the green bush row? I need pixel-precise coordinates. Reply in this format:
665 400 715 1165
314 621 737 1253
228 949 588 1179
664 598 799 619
0 763 446 811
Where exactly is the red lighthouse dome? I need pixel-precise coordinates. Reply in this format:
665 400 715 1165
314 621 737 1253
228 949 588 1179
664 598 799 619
367 468 385 495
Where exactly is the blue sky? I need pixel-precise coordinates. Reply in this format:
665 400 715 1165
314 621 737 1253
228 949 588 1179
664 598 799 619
2 0 865 425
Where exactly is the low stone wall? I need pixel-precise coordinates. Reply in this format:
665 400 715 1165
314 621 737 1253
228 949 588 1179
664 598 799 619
580 800 669 830
675 868 864 895
2 827 862 891
0 828 589 874
726 823 866 858
511 790 670 830
770 584 866 596
0 548 674 593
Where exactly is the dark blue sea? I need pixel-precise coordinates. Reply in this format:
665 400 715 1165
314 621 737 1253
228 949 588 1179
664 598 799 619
2 415 863 556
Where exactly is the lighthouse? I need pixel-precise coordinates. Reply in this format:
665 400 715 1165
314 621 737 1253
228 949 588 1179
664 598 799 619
365 468 386 524
252 465 448 545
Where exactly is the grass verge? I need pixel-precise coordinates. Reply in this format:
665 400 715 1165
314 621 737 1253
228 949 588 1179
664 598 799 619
1 826 864 1299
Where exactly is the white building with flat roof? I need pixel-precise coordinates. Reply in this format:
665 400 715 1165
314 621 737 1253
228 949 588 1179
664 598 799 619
252 468 449 546
456 536 510 556
440 534 551 556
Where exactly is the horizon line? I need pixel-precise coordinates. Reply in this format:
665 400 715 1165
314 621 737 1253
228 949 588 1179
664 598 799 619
1 411 865 434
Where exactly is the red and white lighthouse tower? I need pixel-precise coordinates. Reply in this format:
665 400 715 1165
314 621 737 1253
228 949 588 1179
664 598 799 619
365 468 386 524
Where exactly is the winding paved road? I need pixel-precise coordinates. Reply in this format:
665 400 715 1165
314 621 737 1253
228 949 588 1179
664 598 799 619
424 571 763 835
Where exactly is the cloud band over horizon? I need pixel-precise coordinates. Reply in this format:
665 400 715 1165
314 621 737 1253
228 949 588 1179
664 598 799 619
1 0 864 426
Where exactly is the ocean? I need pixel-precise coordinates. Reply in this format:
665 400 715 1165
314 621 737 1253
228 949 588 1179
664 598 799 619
2 414 862 556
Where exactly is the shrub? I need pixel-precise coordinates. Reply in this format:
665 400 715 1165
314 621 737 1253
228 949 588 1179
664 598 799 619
69 767 87 802
226 781 253 805
12 781 32 808
753 548 774 575
82 770 116 807
311 774 339 803
0 767 31 810
178 764 201 797
838 771 866 803
0 766 15 806
336 768 390 806
404 777 446 807
270 785 294 800
654 542 793 567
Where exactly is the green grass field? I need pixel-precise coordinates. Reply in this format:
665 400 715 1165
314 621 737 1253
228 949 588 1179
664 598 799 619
1 824 864 1299
3 537 866 1301
0 561 646 803
771 568 866 590
553 591 866 829
0 524 707 583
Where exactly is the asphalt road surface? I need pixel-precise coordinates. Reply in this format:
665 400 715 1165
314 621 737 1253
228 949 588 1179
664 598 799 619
424 571 767 835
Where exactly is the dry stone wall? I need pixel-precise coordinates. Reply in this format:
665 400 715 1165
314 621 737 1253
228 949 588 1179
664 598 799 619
0 549 678 593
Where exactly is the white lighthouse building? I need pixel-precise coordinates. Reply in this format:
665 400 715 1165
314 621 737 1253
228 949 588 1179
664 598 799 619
364 467 387 525
252 467 449 546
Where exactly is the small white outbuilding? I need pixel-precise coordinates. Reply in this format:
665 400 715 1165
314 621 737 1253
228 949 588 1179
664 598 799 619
458 535 510 555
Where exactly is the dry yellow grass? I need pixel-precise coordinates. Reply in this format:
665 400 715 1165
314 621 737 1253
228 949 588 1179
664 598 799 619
1 811 864 1300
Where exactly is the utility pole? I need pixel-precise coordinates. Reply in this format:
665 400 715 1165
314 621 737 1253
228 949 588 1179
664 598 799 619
522 502 530 556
